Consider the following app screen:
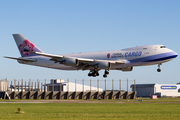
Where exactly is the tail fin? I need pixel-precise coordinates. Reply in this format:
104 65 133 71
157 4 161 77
13 34 43 57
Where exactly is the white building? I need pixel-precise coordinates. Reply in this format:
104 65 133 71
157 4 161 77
0 80 8 91
131 83 180 97
46 79 103 92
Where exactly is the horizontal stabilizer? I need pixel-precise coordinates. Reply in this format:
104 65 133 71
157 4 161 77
4 56 37 62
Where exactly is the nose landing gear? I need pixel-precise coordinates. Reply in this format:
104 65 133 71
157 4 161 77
157 63 162 72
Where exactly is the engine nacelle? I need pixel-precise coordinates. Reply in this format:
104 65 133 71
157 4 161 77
121 67 133 71
64 58 79 67
97 62 111 69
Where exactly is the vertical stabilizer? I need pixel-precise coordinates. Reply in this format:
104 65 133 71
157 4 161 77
13 34 43 57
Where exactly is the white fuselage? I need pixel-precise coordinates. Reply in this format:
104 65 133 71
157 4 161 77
17 45 178 71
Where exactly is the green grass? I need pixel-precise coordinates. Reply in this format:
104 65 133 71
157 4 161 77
0 99 180 120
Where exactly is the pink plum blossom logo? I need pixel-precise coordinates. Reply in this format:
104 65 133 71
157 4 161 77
107 53 110 58
18 40 35 56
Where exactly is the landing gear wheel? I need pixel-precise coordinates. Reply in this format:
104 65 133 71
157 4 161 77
93 73 97 77
157 68 161 72
103 74 107 78
88 73 92 76
105 70 109 75
88 69 99 77
103 70 109 78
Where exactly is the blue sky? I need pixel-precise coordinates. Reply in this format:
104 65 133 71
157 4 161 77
1 0 180 88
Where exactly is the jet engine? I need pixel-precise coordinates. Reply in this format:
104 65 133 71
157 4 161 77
121 67 133 71
97 61 111 69
64 58 79 66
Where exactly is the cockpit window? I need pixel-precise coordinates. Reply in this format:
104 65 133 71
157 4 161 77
160 46 166 48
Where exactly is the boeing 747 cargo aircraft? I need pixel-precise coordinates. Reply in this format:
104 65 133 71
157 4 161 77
4 34 178 78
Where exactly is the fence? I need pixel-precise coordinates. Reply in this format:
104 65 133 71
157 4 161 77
0 79 136 100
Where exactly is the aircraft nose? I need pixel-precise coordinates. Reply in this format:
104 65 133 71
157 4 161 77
172 51 178 58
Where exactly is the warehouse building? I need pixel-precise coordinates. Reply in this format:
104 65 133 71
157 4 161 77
131 83 180 97
45 79 103 92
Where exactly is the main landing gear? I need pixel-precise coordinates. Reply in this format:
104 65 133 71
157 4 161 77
88 69 99 77
88 69 109 78
157 63 162 72
103 70 109 78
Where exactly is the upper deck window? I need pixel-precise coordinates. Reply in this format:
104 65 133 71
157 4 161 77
160 46 166 48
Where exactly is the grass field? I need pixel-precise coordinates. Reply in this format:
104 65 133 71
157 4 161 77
0 98 180 120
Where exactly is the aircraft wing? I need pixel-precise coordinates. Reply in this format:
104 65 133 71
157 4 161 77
26 51 125 69
29 51 94 62
29 51 125 63
26 52 64 58
4 56 37 62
